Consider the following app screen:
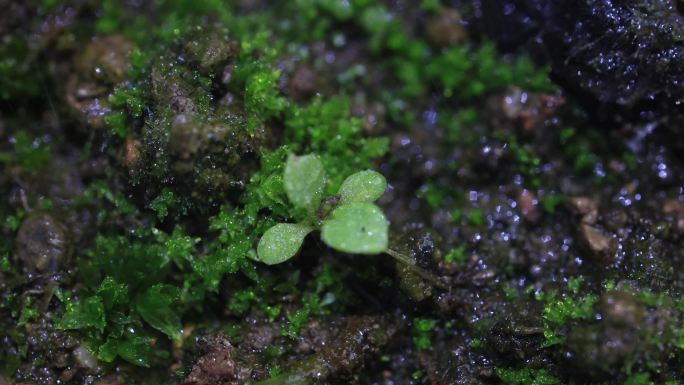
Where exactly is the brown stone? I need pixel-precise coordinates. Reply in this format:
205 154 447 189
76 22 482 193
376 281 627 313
578 224 616 264
185 335 237 385
567 196 598 224
426 8 467 47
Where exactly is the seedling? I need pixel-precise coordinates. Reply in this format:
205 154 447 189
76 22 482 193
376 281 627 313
257 153 389 262
257 153 447 289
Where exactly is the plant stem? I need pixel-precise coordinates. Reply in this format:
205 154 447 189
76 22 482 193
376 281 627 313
385 248 449 290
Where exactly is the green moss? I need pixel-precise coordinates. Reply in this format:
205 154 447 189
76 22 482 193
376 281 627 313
540 292 598 346
98 334 154 367
467 208 486 226
135 284 182 341
285 96 389 194
420 0 442 12
148 189 184 220
442 107 480 145
558 126 606 174
0 38 45 100
110 86 144 118
56 294 106 330
443 246 467 264
282 266 346 337
17 297 40 327
624 373 653 385
412 318 438 350
495 368 559 385
495 131 543 188
194 206 256 292
0 131 52 174
95 0 125 34
418 182 447 209
53 222 201 365
243 147 297 221
0 255 12 274
567 277 584 295
2 210 25 233
244 68 287 126
541 193 564 214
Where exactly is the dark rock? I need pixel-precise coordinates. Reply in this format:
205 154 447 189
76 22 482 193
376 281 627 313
129 31 266 213
256 316 396 385
15 212 70 273
185 335 238 385
566 322 638 378
477 0 684 116
183 28 240 74
600 291 645 328
239 323 276 353
286 66 317 102
426 8 468 47
65 34 133 130
543 0 684 110
92 374 124 385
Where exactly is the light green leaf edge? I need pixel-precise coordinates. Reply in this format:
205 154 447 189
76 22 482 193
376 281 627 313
257 223 313 265
339 170 387 204
136 284 182 341
321 202 388 254
284 153 326 212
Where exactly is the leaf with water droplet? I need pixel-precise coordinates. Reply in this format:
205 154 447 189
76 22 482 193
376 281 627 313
321 202 388 254
257 223 313 265
338 170 387 203
284 154 326 212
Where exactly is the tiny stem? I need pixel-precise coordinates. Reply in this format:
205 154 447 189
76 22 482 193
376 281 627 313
385 248 449 290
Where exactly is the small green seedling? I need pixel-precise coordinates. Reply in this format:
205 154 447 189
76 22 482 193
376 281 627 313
257 153 388 265
256 153 447 290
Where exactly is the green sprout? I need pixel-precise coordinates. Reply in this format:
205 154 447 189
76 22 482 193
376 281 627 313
256 153 448 290
257 153 389 264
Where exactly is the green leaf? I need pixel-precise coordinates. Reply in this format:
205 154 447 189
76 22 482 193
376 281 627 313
56 295 106 330
338 170 387 203
97 277 129 309
136 284 182 341
321 202 388 254
98 335 152 367
284 154 326 212
257 223 313 265
13 131 51 173
148 188 178 220
245 69 286 118
97 340 119 362
159 226 198 268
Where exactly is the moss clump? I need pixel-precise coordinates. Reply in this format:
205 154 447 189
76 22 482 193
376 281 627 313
496 367 559 385
0 131 52 174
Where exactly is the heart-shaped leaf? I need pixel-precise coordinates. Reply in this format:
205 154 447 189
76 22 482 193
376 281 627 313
321 202 388 254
